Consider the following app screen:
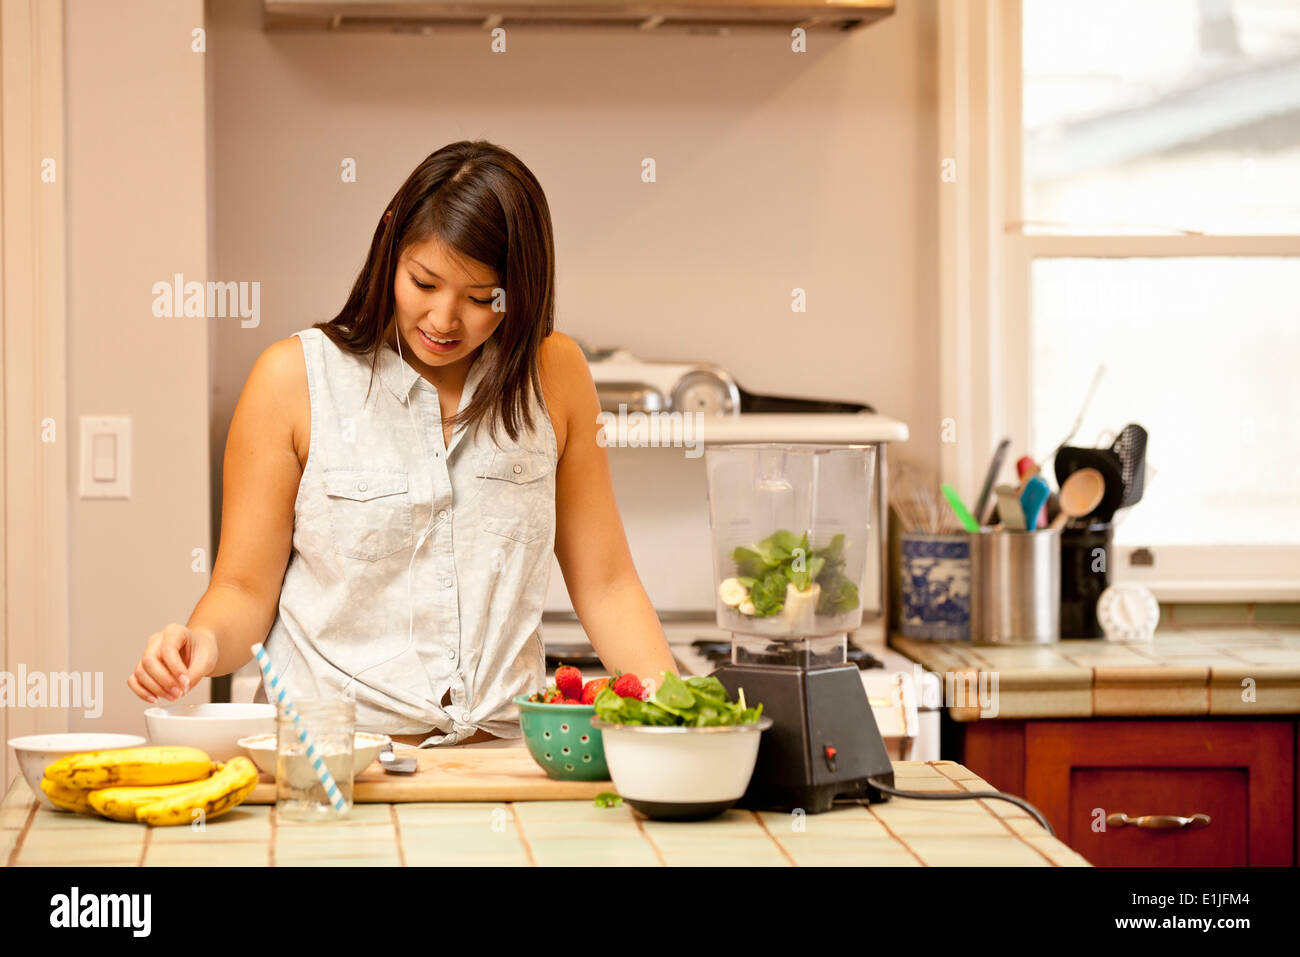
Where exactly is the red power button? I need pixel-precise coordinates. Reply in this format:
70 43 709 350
825 745 838 759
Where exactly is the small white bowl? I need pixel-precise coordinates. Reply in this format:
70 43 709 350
144 702 276 762
590 717 773 821
237 731 391 777
8 733 148 811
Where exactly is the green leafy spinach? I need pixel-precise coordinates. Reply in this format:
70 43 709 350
593 673 765 727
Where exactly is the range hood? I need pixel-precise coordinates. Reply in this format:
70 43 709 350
263 0 894 33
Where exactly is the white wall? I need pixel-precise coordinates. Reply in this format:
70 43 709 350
66 0 212 734
206 0 940 620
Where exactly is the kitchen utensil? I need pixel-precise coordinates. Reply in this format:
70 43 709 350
973 439 1011 525
1050 467 1106 530
890 463 960 534
1097 582 1161 643
706 443 895 813
1044 491 1060 525
514 695 609 781
590 716 773 821
1019 475 1051 531
1110 423 1148 507
1046 364 1106 459
144 702 276 762
238 730 392 776
7 733 147 811
1015 455 1038 488
995 485 1028 530
379 742 417 774
242 743 609 804
969 528 1061 645
581 340 871 415
941 483 981 532
1053 446 1124 523
1014 457 1046 524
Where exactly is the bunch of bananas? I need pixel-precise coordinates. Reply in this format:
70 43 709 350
41 746 259 826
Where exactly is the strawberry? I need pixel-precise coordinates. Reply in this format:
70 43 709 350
581 678 610 705
541 687 564 703
555 665 583 700
560 697 585 706
612 673 644 699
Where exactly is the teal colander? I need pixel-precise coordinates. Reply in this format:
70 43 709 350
514 694 610 781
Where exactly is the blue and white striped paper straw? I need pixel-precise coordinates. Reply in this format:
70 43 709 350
251 643 347 813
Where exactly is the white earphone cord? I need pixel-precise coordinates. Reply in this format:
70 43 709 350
343 325 439 692
341 325 499 729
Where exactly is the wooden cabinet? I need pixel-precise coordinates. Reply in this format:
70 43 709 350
954 717 1295 867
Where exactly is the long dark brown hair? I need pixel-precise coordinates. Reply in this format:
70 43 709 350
315 140 556 444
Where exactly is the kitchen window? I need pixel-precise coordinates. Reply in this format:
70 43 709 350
939 0 1300 599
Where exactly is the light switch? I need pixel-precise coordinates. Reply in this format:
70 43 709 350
91 434 116 481
80 416 130 498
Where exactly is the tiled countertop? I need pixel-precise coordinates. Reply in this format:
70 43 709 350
889 625 1300 721
1 760 1088 867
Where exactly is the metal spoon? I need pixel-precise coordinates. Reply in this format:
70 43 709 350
379 742 417 774
1049 467 1105 530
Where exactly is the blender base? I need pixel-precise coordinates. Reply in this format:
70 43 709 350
712 661 895 814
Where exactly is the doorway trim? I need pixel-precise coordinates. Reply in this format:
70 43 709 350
1 0 70 796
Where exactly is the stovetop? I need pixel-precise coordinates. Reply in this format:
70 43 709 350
546 637 888 673
689 639 886 671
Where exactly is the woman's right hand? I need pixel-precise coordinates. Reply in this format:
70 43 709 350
127 624 219 703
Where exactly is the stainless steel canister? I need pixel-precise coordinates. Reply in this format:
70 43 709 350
969 528 1060 645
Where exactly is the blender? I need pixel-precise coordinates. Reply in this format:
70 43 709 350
705 444 895 813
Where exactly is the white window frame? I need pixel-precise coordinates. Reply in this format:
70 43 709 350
938 0 1300 601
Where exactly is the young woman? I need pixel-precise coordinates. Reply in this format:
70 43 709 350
128 141 679 746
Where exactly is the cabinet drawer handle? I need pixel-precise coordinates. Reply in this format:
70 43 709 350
1106 812 1211 830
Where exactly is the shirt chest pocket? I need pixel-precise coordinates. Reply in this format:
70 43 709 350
322 467 414 562
472 449 554 544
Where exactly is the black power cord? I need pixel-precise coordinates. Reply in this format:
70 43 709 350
860 777 1056 838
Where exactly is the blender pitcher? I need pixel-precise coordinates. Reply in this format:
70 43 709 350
705 444 874 639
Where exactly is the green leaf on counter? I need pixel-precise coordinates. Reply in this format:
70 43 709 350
594 792 623 808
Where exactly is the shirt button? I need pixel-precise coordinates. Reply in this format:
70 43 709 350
448 650 457 660
438 509 448 520
512 463 523 474
358 482 368 492
443 577 453 588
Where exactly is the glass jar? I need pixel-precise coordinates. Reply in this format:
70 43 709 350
275 697 355 822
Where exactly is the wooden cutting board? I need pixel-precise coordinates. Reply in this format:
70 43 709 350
245 745 610 803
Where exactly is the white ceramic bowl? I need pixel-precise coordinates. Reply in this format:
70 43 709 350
144 702 276 762
236 731 391 777
8 733 148 811
590 717 773 821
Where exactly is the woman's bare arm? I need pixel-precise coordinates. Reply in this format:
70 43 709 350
195 337 307 674
543 332 680 684
128 336 306 701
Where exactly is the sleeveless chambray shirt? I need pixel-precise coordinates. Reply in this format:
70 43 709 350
253 326 557 746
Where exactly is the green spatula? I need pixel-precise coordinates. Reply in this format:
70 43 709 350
940 483 981 533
